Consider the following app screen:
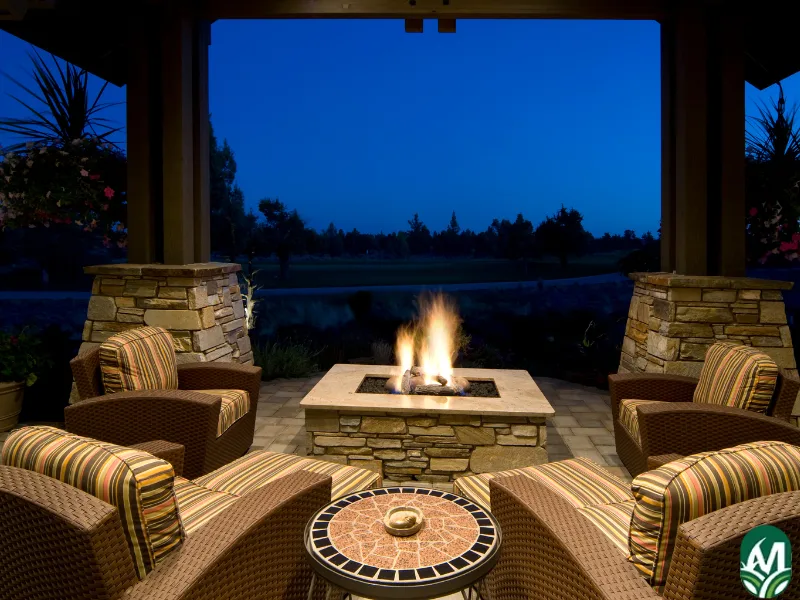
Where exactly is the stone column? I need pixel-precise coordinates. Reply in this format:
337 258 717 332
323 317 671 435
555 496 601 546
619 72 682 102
619 272 799 422
79 262 252 374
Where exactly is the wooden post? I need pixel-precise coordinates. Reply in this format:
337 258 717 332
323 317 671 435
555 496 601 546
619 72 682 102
660 19 676 273
126 13 159 263
717 8 745 276
193 20 211 263
673 0 708 275
161 4 196 264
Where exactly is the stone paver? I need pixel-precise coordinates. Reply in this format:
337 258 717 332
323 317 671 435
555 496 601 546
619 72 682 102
0 375 629 487
253 374 631 486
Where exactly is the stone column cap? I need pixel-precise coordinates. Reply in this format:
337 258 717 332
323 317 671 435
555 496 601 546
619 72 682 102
84 262 241 277
629 272 793 290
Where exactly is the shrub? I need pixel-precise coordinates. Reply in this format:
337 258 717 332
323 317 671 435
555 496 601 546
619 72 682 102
0 327 52 386
0 138 127 248
253 339 323 380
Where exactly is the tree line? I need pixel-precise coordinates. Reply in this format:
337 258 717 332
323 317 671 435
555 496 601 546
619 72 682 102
210 125 657 278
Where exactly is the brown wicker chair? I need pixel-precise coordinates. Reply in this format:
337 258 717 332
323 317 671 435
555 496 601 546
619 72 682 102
0 464 331 600
609 371 800 477
487 474 800 600
69 345 262 479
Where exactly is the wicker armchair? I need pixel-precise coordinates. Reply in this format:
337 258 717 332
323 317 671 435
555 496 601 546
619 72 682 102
487 474 800 600
69 344 262 478
0 465 330 600
609 371 800 477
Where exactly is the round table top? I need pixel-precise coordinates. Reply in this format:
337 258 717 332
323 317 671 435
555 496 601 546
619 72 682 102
305 486 501 600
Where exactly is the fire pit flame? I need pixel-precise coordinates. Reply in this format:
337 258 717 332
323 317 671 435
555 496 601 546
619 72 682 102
387 293 470 396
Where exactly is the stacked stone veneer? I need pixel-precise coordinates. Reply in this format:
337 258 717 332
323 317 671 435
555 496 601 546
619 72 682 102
79 262 252 369
619 272 800 424
305 410 547 483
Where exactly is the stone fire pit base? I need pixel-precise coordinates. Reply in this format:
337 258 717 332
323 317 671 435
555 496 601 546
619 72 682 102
301 365 555 483
306 410 547 483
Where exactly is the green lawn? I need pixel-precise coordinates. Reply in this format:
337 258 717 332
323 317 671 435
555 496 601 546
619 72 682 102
247 252 626 289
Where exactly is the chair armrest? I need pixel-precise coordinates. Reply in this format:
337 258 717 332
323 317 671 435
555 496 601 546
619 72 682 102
608 373 698 420
0 466 138 598
69 345 103 400
177 362 262 415
646 453 684 470
636 402 800 459
126 470 332 600
663 491 800 600
64 390 221 478
128 441 185 477
489 475 659 600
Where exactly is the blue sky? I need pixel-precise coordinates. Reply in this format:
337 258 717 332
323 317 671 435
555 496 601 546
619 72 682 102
1 19 799 237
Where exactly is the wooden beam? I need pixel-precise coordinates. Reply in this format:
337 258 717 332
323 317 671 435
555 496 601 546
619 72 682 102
192 19 211 263
161 4 196 264
438 18 456 33
660 19 675 273
201 0 667 20
126 12 159 263
0 0 27 20
673 0 708 275
405 18 423 32
717 7 745 276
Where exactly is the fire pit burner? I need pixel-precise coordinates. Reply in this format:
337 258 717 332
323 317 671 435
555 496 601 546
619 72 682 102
356 375 500 398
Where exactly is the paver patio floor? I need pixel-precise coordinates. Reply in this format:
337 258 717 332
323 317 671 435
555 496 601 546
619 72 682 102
254 373 631 487
0 374 629 485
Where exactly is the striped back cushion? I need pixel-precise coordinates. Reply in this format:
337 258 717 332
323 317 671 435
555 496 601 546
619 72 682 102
629 441 800 586
693 342 779 413
0 426 184 579
99 326 178 394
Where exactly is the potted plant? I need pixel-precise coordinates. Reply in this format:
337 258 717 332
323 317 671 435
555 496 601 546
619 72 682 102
0 328 48 431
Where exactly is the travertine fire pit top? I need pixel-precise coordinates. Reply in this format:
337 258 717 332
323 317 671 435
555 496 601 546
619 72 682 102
301 364 555 417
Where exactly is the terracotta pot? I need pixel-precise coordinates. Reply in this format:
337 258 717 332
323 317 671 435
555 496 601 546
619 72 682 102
0 381 25 432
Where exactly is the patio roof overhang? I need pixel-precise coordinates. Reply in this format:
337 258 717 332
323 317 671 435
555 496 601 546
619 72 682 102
0 0 795 274
1 0 797 90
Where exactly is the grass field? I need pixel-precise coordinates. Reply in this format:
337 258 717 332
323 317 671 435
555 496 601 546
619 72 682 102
248 252 626 289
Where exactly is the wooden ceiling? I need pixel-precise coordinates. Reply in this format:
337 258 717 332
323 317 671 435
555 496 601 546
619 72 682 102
0 0 797 90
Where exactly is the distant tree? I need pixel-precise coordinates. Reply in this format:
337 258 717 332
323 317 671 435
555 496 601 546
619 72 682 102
535 206 590 268
641 231 655 244
407 213 432 255
210 119 250 261
623 229 637 242
258 198 306 280
324 222 344 256
447 211 461 235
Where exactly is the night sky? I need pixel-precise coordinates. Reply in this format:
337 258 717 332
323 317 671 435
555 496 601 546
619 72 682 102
1 19 798 236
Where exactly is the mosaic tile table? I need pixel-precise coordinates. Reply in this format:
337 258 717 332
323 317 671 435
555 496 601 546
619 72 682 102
305 487 501 599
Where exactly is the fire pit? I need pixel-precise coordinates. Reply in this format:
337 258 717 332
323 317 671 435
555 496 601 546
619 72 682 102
300 294 555 484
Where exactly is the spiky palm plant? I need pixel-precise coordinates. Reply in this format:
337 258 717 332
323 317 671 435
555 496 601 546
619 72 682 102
0 49 122 151
746 84 800 164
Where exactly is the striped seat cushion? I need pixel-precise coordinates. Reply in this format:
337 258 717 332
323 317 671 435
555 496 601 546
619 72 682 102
693 342 779 413
454 458 634 555
196 389 250 436
629 440 800 587
173 477 238 536
99 326 179 394
618 399 665 444
0 426 184 579
454 457 632 510
194 450 382 500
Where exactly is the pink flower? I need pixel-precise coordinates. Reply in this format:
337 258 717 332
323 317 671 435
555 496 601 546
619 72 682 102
102 236 111 248
80 169 88 177
780 240 798 252
89 174 100 180
103 186 114 199
749 207 758 217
